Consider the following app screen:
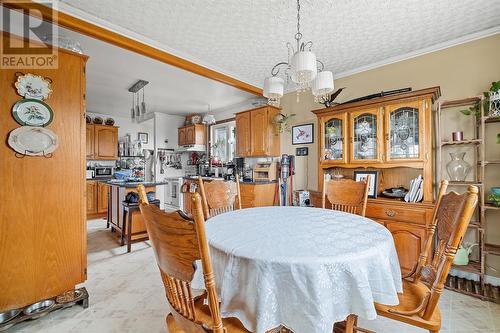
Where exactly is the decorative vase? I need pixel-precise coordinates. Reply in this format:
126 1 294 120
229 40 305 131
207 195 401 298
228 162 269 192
446 152 471 182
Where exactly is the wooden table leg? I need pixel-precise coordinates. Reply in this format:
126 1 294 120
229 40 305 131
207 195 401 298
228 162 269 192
127 208 133 253
120 207 126 246
106 190 110 228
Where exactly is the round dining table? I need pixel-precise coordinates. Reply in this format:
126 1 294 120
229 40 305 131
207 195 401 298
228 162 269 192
192 206 402 333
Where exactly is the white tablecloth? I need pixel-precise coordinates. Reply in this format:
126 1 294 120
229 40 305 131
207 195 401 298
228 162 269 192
192 206 402 333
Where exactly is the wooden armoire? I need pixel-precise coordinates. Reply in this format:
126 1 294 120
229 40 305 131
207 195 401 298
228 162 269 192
312 87 441 274
0 33 88 311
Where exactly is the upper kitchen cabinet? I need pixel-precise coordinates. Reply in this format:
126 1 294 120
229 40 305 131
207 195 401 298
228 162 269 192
86 124 95 159
235 111 251 156
235 106 280 157
178 124 205 146
86 124 118 160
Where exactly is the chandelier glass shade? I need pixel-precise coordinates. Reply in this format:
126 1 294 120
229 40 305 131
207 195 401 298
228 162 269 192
312 70 334 99
263 0 334 107
290 51 317 86
263 76 284 106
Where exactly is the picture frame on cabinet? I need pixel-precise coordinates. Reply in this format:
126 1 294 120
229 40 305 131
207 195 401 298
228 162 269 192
138 132 148 144
353 170 378 198
292 123 314 145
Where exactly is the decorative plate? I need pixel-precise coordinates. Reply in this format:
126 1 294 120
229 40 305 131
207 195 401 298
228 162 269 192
8 126 59 156
12 99 53 126
15 73 52 100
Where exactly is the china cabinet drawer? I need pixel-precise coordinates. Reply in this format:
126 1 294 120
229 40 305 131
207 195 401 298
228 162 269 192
365 203 431 225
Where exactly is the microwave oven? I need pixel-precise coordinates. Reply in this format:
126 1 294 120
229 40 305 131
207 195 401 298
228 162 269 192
94 167 114 178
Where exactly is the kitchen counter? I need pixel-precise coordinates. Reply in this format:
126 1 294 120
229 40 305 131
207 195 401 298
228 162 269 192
103 180 168 188
181 177 277 214
183 176 276 185
241 180 277 185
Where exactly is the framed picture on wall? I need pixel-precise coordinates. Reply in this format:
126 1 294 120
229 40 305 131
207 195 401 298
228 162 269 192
138 132 149 144
292 123 314 145
353 170 378 198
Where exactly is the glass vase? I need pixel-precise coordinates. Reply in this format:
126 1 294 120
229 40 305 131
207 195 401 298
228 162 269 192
446 152 471 182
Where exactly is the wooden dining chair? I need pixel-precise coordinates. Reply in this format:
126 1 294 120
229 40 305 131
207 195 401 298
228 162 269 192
137 184 249 333
351 182 478 333
198 176 242 219
322 176 370 216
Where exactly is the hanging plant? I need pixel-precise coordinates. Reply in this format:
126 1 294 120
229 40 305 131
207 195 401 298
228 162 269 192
460 80 500 118
273 113 296 133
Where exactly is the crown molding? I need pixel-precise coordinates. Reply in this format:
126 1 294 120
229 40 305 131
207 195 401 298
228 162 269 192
333 26 500 80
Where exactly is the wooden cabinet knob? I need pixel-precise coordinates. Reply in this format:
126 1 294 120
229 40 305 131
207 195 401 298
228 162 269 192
385 209 397 217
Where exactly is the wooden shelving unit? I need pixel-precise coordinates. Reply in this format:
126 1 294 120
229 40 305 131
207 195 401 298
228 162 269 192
436 96 500 301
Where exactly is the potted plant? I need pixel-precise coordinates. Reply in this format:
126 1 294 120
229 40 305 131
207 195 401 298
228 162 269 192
488 187 500 207
460 80 500 118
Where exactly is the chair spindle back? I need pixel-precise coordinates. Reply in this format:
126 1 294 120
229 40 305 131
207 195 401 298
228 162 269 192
412 183 478 320
198 176 241 219
322 176 370 216
137 184 225 333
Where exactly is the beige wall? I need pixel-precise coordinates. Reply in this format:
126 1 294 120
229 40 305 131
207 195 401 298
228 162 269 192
280 33 500 277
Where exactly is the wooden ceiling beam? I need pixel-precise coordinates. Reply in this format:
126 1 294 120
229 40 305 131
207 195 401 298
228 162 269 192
2 0 263 96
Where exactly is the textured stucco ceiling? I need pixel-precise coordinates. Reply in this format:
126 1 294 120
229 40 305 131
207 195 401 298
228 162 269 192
59 0 500 88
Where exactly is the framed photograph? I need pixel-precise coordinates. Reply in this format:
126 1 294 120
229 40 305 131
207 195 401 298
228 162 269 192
138 132 149 144
353 171 379 198
292 123 314 145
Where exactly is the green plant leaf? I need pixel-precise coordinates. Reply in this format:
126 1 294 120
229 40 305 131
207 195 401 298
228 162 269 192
460 109 472 116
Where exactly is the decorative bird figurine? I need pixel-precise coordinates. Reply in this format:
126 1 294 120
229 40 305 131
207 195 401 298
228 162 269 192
319 87 346 108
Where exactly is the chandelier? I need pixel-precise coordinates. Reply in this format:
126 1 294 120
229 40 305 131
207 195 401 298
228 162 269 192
263 0 334 107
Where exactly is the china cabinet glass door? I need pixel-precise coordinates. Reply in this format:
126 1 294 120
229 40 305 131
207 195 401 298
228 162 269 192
384 101 423 161
322 113 347 164
349 108 383 163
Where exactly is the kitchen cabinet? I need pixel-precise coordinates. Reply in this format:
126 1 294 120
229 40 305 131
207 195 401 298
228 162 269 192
86 124 118 160
235 111 251 156
235 106 280 157
86 180 108 218
86 125 94 159
86 180 98 215
178 124 205 146
178 127 187 146
94 125 118 160
97 182 109 214
239 182 276 208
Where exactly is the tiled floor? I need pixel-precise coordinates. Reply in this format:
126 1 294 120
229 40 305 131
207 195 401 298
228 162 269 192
10 219 500 333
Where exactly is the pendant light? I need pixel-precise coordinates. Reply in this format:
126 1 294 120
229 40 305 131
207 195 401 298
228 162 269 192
263 0 334 107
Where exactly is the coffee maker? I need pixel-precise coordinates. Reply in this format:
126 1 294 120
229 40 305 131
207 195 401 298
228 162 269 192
234 157 244 180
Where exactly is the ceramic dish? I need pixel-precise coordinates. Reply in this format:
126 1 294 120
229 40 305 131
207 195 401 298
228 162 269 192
0 309 21 325
15 73 52 100
12 99 53 127
23 300 55 319
382 189 408 199
8 127 59 156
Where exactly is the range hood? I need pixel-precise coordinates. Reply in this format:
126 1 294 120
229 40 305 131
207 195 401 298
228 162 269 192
175 144 207 152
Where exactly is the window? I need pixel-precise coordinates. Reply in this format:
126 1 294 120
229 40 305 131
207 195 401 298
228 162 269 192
210 121 235 163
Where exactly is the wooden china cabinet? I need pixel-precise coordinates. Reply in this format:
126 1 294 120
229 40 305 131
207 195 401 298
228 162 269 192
312 87 441 274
